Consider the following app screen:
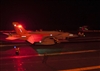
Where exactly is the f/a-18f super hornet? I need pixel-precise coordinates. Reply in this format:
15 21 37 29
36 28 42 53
4 22 78 45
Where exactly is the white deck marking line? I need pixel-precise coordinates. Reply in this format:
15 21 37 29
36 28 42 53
0 49 97 59
59 65 100 71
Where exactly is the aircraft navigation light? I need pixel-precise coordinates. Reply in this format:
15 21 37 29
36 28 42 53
39 41 42 43
14 24 16 26
14 46 16 48
18 25 22 28
50 34 52 36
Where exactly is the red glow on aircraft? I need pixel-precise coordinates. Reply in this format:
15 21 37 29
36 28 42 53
18 25 22 28
27 34 43 44
6 36 18 40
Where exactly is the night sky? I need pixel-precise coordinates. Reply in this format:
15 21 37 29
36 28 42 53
1 0 100 31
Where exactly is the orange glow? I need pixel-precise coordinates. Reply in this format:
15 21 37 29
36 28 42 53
18 25 22 28
27 34 43 44
6 36 18 40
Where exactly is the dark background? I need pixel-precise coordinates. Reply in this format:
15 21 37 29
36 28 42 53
1 0 100 31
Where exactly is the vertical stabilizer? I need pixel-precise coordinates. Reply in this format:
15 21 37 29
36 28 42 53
12 22 27 36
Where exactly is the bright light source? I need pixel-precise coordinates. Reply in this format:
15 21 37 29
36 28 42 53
39 41 42 43
50 34 52 36
18 25 22 28
14 46 16 48
69 34 73 36
14 24 16 26
21 36 26 37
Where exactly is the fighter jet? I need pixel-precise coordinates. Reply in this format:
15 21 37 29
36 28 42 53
4 22 78 45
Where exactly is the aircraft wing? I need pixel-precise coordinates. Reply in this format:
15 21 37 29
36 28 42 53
27 34 56 45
